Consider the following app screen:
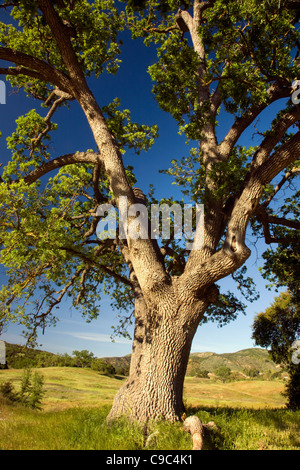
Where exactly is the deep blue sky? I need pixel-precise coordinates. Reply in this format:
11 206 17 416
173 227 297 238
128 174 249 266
0 25 288 357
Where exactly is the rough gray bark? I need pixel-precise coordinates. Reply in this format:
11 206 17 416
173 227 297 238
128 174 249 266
107 280 219 423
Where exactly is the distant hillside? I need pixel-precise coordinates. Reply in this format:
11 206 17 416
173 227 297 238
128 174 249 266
102 355 131 375
102 348 282 377
2 342 282 377
187 348 282 376
3 342 56 369
2 342 130 375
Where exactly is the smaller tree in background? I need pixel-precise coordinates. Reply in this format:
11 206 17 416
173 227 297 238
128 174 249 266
214 366 232 383
91 358 116 376
244 368 260 379
252 292 300 409
72 350 95 368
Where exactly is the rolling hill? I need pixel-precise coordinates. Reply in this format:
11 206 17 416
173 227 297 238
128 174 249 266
102 348 283 376
2 342 283 376
187 348 282 376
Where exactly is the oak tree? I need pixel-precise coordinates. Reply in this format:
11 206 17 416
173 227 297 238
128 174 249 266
0 0 299 422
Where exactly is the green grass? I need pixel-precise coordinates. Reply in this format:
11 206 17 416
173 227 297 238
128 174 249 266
193 407 300 450
1 400 299 450
0 367 123 411
0 367 299 450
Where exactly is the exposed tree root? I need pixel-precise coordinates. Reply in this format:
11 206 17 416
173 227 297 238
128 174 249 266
143 415 220 450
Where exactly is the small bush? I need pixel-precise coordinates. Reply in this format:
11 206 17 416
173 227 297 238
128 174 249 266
0 369 45 409
214 366 232 383
0 381 18 402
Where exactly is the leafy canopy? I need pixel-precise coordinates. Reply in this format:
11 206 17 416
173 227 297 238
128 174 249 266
252 291 300 364
0 0 299 344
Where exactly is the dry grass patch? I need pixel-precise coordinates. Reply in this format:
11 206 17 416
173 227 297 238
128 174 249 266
184 377 285 409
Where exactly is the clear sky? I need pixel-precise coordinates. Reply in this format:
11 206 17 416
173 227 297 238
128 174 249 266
0 27 286 358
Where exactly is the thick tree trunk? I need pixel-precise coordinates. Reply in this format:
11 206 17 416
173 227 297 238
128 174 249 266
107 318 192 422
76 87 224 423
107 285 216 423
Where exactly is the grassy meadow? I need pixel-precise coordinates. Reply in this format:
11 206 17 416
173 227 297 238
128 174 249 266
0 367 299 450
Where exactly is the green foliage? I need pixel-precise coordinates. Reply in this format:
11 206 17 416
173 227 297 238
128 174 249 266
19 368 45 409
260 239 300 302
103 98 159 155
283 367 300 410
0 0 299 344
3 342 127 375
72 349 95 368
3 109 57 179
161 145 255 204
189 367 209 379
243 367 260 378
148 34 203 140
0 0 123 86
214 365 232 383
252 291 300 363
252 291 300 408
127 0 299 124
90 358 116 375
0 380 19 402
199 0 299 114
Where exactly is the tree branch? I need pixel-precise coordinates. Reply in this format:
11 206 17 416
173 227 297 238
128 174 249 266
144 24 180 34
219 83 291 159
0 66 48 83
20 152 100 185
248 105 300 171
226 131 300 250
254 131 300 187
60 246 132 287
183 130 300 293
262 167 300 208
256 206 300 244
29 92 74 157
37 0 85 83
0 46 72 93
92 157 103 204
31 266 85 338
0 3 19 10
262 213 300 230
